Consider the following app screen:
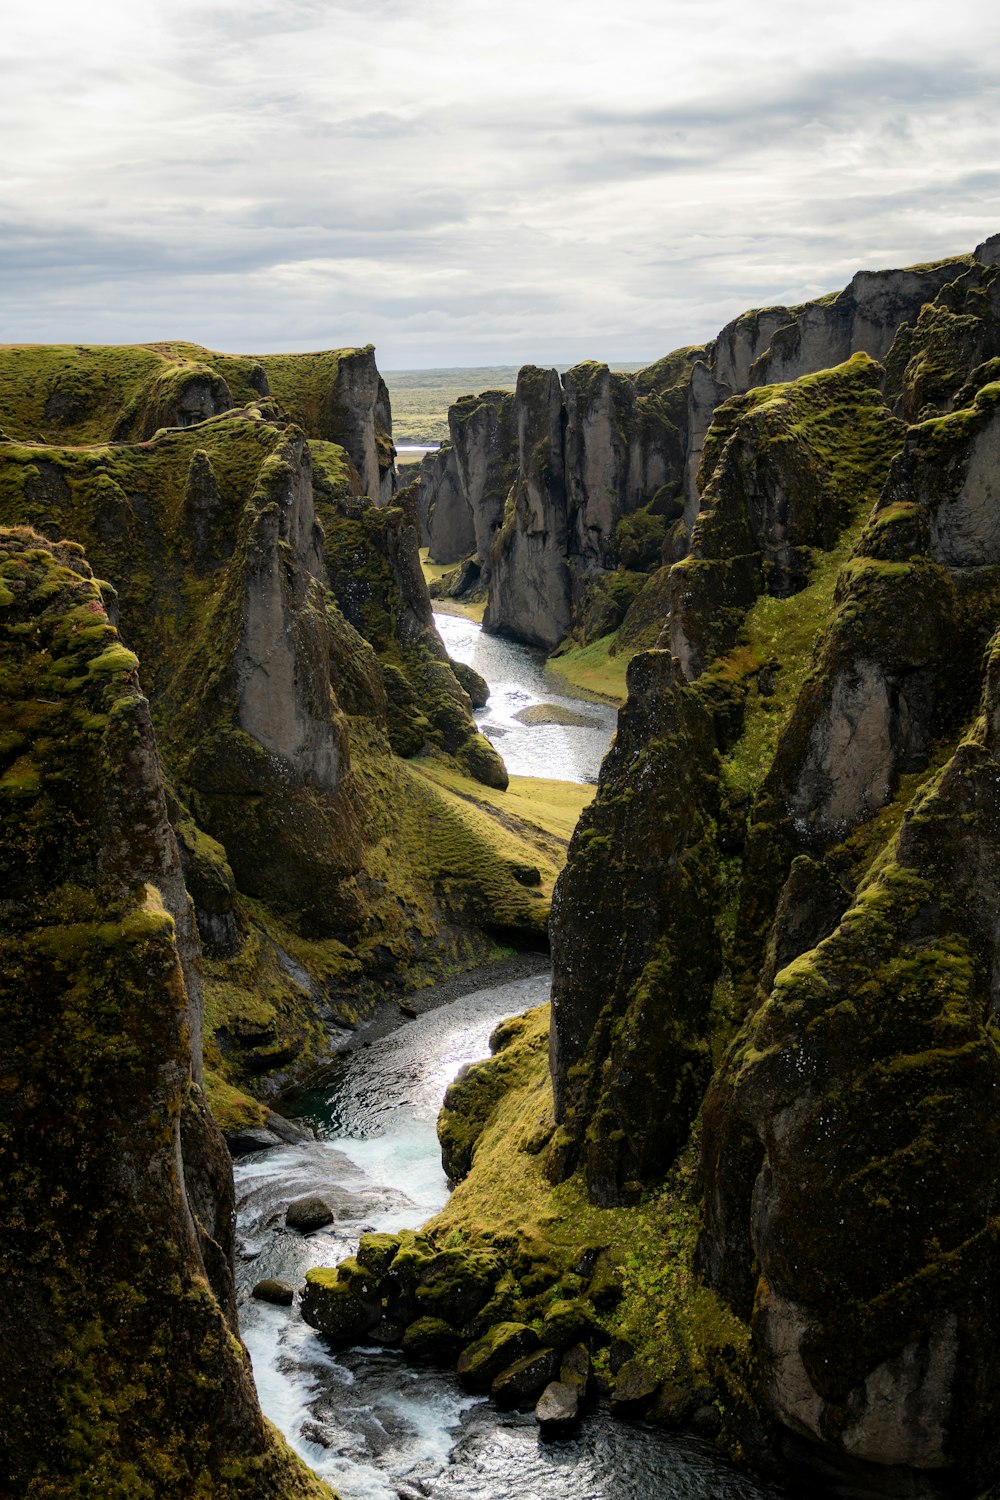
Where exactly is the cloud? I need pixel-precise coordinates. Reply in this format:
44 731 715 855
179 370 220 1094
1 0 999 363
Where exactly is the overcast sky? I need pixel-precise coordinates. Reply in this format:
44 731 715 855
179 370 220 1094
3 0 999 367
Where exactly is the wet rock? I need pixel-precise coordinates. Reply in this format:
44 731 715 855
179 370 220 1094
534 1380 580 1434
226 1125 289 1157
300 1260 381 1344
457 1322 539 1393
402 1317 463 1363
252 1278 294 1306
286 1194 335 1231
491 1347 560 1409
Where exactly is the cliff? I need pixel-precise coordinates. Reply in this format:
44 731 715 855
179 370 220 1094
418 251 982 664
0 344 553 1120
307 237 1000 1498
0 528 330 1498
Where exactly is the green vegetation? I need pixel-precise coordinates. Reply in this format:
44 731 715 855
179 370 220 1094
548 633 636 704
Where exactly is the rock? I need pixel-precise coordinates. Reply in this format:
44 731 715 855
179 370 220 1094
300 1261 381 1345
456 1322 539 1393
225 1125 289 1157
450 388 518 585
402 1317 463 1363
356 1232 402 1278
491 1347 560 1408
0 528 321 1495
252 1279 294 1306
449 558 481 597
559 1343 591 1405
285 1194 335 1232
610 1359 659 1417
548 651 722 1204
539 1297 600 1351
422 443 474 562
534 1380 580 1434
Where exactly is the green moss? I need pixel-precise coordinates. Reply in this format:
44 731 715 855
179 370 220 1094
547 633 635 704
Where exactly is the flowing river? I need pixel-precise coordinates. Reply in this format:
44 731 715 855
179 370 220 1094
433 612 617 784
233 619 787 1499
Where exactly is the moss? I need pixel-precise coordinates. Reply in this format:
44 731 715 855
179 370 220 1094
0 527 332 1498
674 355 904 676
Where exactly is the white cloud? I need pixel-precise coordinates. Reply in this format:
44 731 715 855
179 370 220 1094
2 0 999 364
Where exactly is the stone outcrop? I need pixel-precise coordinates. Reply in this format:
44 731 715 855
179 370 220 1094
699 642 1000 1493
423 235 1000 1496
484 366 572 649
669 355 903 678
547 651 721 1203
0 373 538 1101
420 441 475 562
484 354 699 649
0 528 329 1498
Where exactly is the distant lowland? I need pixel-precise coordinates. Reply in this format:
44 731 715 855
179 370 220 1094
385 363 647 447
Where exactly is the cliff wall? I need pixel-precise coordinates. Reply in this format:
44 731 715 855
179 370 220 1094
0 528 330 1498
397 237 1000 1496
0 354 544 1115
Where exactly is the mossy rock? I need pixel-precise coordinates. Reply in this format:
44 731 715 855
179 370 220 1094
300 1264 381 1345
356 1231 403 1278
401 1316 464 1364
491 1347 561 1409
456 1321 540 1393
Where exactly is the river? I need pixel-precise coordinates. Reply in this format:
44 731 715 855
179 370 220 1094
232 619 786 1499
433 612 617 785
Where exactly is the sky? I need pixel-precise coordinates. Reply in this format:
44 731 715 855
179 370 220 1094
3 0 999 367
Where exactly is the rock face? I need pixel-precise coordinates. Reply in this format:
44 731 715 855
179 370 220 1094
548 651 721 1203
421 442 475 562
472 251 983 653
485 356 698 649
0 350 539 1104
700 646 1000 1490
0 529 328 1498
669 355 903 678
485 366 572 649
468 238 1000 1493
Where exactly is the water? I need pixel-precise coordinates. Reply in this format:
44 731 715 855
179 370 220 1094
234 974 786 1500
434 611 617 784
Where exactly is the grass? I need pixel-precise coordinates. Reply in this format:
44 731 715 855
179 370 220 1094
548 633 636 705
716 516 869 802
412 758 596 844
406 758 595 904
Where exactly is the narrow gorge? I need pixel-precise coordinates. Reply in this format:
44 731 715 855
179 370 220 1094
5 231 1000 1498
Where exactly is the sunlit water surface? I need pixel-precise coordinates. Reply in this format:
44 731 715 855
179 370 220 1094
434 612 617 783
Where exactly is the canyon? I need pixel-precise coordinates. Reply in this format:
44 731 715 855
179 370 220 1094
4 231 1000 1496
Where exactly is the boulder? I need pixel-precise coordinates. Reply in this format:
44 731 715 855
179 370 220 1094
490 1348 560 1409
285 1194 335 1232
534 1380 580 1435
252 1279 294 1306
402 1317 464 1364
456 1322 539 1393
